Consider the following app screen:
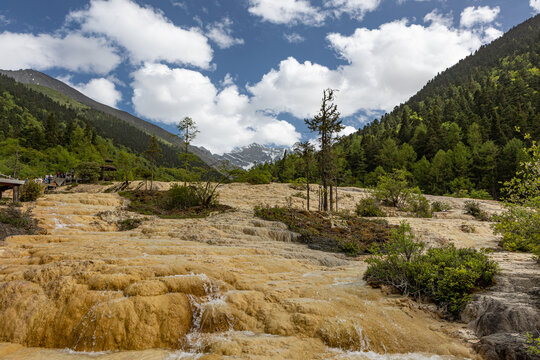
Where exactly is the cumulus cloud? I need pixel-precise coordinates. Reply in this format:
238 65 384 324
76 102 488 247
206 17 244 49
0 32 120 74
248 57 342 118
284 32 305 43
530 0 540 13
324 0 381 20
131 63 300 153
68 0 213 68
77 78 122 107
247 0 325 25
248 16 496 120
483 27 503 43
460 6 500 28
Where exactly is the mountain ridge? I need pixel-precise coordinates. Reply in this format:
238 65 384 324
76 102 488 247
0 69 217 167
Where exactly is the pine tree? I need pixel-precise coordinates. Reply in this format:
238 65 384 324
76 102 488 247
305 89 344 211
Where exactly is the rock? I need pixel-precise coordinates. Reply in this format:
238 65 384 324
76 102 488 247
461 252 540 359
473 333 540 360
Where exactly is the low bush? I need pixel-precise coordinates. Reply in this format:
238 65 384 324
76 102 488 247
244 169 271 185
356 197 386 217
464 200 490 221
365 222 499 317
117 218 143 231
527 333 540 356
0 205 42 240
119 189 230 219
492 204 540 255
167 184 201 210
431 201 451 212
405 192 432 218
373 170 411 207
469 189 492 200
289 178 307 190
19 181 43 202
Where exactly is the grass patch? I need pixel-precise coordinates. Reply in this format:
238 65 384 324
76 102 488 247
119 190 232 219
254 205 396 256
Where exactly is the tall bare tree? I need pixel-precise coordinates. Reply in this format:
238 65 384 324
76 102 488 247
144 135 163 190
294 141 315 210
305 89 344 211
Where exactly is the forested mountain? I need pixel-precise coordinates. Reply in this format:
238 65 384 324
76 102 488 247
256 14 539 199
342 14 539 197
0 74 212 179
0 69 217 167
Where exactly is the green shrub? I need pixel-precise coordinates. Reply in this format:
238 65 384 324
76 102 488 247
464 200 490 221
492 204 540 255
527 333 540 355
373 170 412 207
167 184 201 210
0 205 42 240
117 218 143 231
244 169 271 185
365 222 498 317
469 189 492 200
356 197 386 217
431 201 451 212
19 181 43 202
289 178 307 190
405 191 432 218
492 140 540 258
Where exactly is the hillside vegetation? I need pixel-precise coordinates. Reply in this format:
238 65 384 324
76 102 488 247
0 74 212 180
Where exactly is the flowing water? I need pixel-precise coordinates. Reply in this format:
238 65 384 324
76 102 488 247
0 186 482 359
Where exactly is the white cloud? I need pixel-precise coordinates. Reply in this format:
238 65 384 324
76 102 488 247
324 0 381 20
0 32 120 74
248 57 342 118
206 17 244 49
248 0 382 25
530 0 540 13
131 63 300 153
68 0 213 68
338 125 357 137
247 0 325 25
78 78 122 107
483 26 503 43
284 32 305 43
248 17 494 120
460 6 500 28
424 9 453 27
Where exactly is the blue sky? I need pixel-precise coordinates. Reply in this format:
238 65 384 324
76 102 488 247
0 0 538 153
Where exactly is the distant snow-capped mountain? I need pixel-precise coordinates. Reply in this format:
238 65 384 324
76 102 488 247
213 143 287 169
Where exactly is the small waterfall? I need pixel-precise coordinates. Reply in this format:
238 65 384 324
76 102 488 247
180 273 235 354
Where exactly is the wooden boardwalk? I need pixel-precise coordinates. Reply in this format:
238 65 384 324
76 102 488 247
0 178 25 202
